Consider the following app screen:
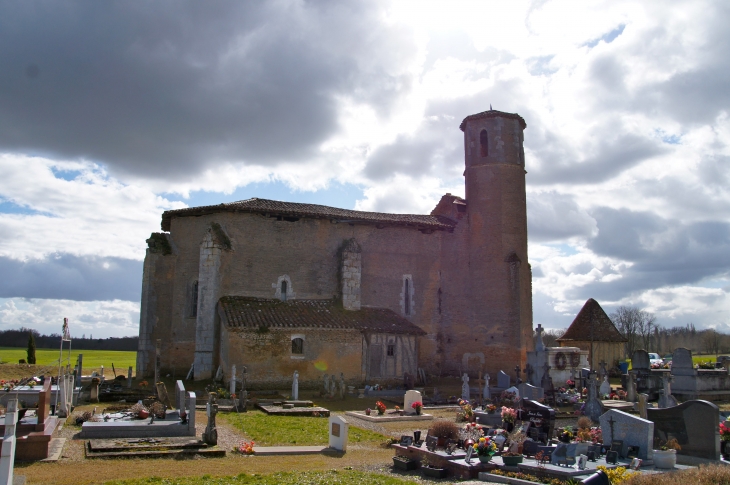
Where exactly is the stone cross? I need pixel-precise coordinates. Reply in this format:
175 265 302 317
627 373 637 403
339 373 345 400
475 372 485 404
461 373 470 401
0 398 19 485
525 363 534 385
541 362 552 388
535 324 545 352
230 365 237 397
598 361 607 380
658 373 678 408
329 374 337 396
292 371 299 400
127 366 133 388
323 374 330 394
515 365 522 385
202 393 218 445
483 373 491 400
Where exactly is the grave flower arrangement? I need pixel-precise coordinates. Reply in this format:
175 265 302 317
237 440 255 455
411 401 423 414
485 404 497 414
501 406 517 424
500 390 518 406
566 379 575 388
375 401 386 415
473 436 498 457
457 399 474 422
461 423 484 442
720 421 730 441
589 427 603 443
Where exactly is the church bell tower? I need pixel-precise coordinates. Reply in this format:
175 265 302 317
460 109 533 374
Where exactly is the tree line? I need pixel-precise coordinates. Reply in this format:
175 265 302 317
540 305 730 357
0 328 138 351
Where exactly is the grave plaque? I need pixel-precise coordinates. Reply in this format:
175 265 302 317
671 348 695 376
647 399 720 460
426 435 437 452
332 423 341 438
328 415 349 451
465 445 474 463
399 435 413 447
606 451 618 464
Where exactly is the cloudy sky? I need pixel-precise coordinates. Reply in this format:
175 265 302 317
1 0 728 338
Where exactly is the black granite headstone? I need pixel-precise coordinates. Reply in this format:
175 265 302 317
522 440 540 457
518 399 555 443
606 450 619 464
426 435 437 452
647 399 720 460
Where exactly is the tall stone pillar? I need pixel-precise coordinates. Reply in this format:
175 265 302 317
341 238 361 310
194 224 229 380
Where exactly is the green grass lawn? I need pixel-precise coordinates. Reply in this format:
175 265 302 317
104 471 419 485
0 347 136 374
221 410 388 446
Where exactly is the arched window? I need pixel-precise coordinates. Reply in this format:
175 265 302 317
404 279 411 315
281 280 288 301
291 337 304 354
190 281 199 317
480 129 488 157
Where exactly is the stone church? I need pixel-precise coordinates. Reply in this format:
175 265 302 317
137 109 534 387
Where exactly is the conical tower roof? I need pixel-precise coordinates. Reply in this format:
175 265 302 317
557 298 627 342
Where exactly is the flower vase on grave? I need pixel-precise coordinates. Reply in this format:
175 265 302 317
722 440 730 459
478 454 492 464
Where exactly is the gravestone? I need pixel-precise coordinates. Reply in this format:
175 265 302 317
461 373 470 401
519 399 555 443
647 400 720 460
214 366 223 382
329 374 337 396
154 340 160 386
329 415 349 451
403 390 423 415
583 373 603 422
600 409 654 461
90 378 100 403
323 374 330 394
534 324 546 352
658 373 678 409
518 383 544 401
497 370 511 389
637 393 649 419
202 393 218 445
0 398 18 485
186 392 196 429
127 366 134 388
77 354 83 381
230 365 237 397
156 381 171 407
175 380 186 411
292 371 299 401
599 376 611 397
339 373 345 400
671 348 695 376
483 373 490 400
632 350 651 371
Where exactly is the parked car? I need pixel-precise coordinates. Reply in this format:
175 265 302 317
648 353 663 366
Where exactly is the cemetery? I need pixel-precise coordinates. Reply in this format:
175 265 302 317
5 329 730 485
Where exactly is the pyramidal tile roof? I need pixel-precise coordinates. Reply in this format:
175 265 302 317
556 298 627 342
218 296 426 336
161 198 456 232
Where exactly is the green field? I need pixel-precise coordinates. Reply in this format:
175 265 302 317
0 347 136 374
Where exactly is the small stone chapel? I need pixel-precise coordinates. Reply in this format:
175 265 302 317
137 109 535 388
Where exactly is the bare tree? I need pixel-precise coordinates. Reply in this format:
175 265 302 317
610 306 656 358
539 328 565 348
704 329 722 355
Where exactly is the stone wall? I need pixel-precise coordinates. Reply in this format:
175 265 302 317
221 326 363 388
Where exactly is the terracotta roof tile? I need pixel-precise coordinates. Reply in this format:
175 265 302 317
161 198 456 232
557 298 627 342
218 296 426 335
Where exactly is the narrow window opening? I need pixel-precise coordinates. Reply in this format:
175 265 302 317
191 281 198 317
480 129 488 157
387 344 395 357
281 280 288 301
404 279 411 316
291 337 304 354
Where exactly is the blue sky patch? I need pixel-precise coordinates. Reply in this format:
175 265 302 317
585 24 626 48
